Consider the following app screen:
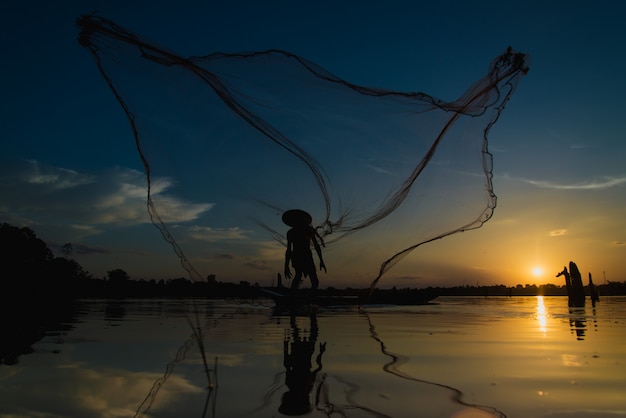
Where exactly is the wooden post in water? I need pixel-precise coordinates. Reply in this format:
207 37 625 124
556 261 586 307
568 261 586 307
588 272 599 307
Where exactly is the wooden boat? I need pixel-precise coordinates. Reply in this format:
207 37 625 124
260 288 358 308
259 287 438 308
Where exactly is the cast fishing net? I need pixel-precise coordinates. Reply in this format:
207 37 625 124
77 14 529 288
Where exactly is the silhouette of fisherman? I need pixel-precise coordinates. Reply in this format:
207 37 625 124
283 209 326 292
279 313 326 415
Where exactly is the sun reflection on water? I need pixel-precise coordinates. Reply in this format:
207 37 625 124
536 296 547 334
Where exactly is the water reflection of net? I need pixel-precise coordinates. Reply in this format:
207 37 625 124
77 14 528 288
134 305 217 418
365 311 507 418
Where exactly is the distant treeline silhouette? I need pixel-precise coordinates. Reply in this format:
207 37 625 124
1 223 92 299
1 222 625 300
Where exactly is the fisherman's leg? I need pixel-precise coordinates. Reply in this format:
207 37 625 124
291 272 302 291
310 271 319 291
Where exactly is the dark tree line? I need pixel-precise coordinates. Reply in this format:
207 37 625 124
0 223 262 300
0 223 92 299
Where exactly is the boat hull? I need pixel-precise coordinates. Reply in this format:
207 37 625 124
259 287 438 308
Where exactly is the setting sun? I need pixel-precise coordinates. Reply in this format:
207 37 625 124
532 266 544 277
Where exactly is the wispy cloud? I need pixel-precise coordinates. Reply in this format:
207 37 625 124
549 229 567 237
22 159 96 191
186 225 249 242
0 159 214 230
149 195 213 223
214 253 235 259
524 176 626 190
365 164 392 175
244 259 273 271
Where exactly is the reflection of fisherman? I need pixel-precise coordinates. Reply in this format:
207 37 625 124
283 209 326 291
280 313 326 415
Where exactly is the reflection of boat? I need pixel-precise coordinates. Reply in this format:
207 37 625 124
260 287 438 308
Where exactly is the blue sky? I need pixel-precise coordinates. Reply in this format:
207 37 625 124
2 1 625 288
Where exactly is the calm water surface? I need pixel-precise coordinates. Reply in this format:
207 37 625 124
1 296 625 418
